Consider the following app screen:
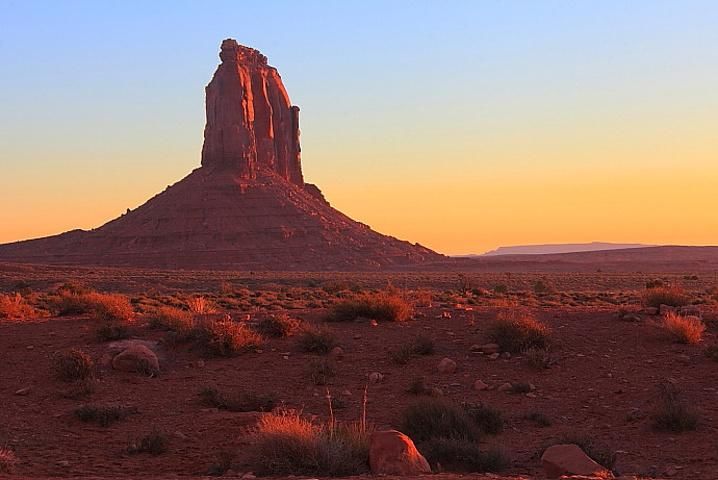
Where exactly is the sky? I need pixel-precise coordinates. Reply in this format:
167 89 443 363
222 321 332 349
1 0 717 255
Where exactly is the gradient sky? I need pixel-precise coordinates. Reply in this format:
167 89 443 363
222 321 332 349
1 1 717 254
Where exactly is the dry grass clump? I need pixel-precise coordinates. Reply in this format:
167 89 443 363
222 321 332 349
96 322 130 342
200 386 276 412
298 325 337 355
54 289 134 324
54 348 94 382
74 404 136 427
0 293 38 320
250 410 370 476
187 296 216 314
401 398 479 442
661 312 705 344
488 309 550 353
523 347 555 370
643 286 691 308
193 320 262 357
652 383 699 432
327 291 412 322
0 447 19 474
148 306 193 335
421 437 508 473
389 335 435 364
308 359 336 385
127 430 169 455
255 313 303 338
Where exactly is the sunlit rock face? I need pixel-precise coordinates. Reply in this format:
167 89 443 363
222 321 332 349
201 39 303 185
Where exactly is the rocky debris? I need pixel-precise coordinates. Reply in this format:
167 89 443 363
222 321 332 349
473 380 489 391
659 304 677 316
497 382 513 392
368 372 384 383
368 430 431 475
476 343 501 355
14 387 31 396
437 357 457 373
541 444 612 478
621 313 642 322
112 344 160 375
329 346 344 359
489 352 501 360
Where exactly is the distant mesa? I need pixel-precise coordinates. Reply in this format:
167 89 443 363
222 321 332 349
475 242 654 257
0 39 443 270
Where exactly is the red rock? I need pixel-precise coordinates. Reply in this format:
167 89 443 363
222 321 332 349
541 444 612 478
0 40 443 271
368 430 431 475
112 344 160 375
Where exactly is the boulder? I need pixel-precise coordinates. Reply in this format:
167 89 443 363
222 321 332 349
541 444 612 478
437 357 457 373
368 430 431 475
112 344 159 374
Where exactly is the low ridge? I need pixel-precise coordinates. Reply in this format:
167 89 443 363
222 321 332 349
0 39 442 270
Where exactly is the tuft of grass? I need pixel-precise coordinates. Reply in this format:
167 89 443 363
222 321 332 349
308 359 336 385
389 336 435 365
74 404 136 427
250 410 370 476
509 382 533 394
652 383 699 433
523 411 552 427
401 398 479 442
54 348 94 382
523 347 554 370
200 386 276 412
60 379 96 400
187 296 215 314
488 309 550 353
661 312 705 344
462 403 504 435
85 292 134 323
421 437 508 473
0 293 38 320
255 313 302 338
298 326 337 355
96 322 130 342
327 291 412 322
127 430 169 455
207 450 235 476
194 320 262 357
643 286 691 308
148 306 193 335
0 447 19 474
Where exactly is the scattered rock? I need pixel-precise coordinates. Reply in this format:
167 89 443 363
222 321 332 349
437 357 457 373
368 430 431 475
368 372 384 383
329 346 344 359
621 313 642 322
488 353 500 360
441 311 452 319
541 444 611 478
502 351 511 359
14 387 31 396
473 380 489 391
479 343 501 355
112 344 160 375
497 382 512 392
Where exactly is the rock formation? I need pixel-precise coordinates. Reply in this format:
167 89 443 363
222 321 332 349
0 39 443 270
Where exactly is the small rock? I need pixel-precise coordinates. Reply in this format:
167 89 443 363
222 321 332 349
369 319 379 327
437 357 457 374
341 389 352 397
429 387 444 397
622 313 642 322
488 353 500 360
368 372 384 383
26 345 34 350
479 343 501 355
329 346 345 359
174 431 188 440
441 311 452 319
497 382 512 392
112 344 160 375
526 392 537 398
473 380 489 391
14 387 31 396
501 351 511 359
369 430 431 475
57 460 70 467
196 360 206 368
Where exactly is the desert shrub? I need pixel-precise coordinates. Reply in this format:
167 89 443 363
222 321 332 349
488 309 550 353
645 279 665 289
207 450 235 476
533 279 556 295
643 286 690 308
96 322 130 342
85 292 134 322
194 320 262 357
54 348 94 382
705 345 718 362
523 347 554 370
493 284 508 294
421 437 508 473
127 430 169 455
250 410 369 476
187 296 215 314
60 379 96 399
0 447 18 474
298 326 337 355
523 411 552 427
549 435 616 469
661 312 705 344
148 306 193 334
327 291 412 322
389 335 435 365
74 404 135 427
0 293 38 319
200 386 276 412
406 377 431 395
401 398 479 442
255 313 302 338
462 403 504 435
308 359 336 385
510 382 533 394
652 383 699 433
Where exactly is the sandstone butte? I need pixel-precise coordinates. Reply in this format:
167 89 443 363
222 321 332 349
0 39 443 270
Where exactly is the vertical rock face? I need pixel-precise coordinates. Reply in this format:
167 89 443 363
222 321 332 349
201 38 303 185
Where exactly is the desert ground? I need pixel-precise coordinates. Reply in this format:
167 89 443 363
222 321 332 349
1 262 717 479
